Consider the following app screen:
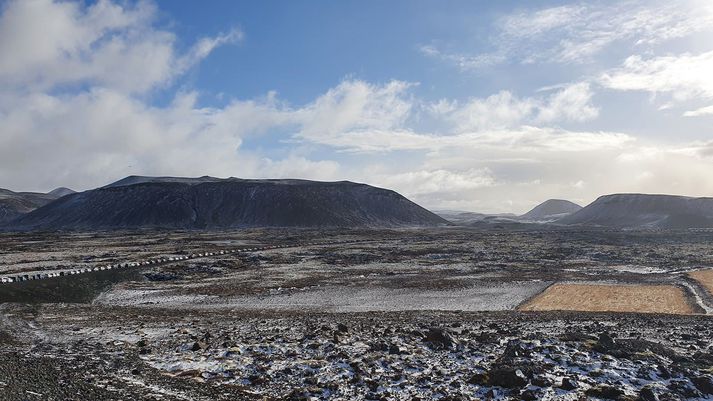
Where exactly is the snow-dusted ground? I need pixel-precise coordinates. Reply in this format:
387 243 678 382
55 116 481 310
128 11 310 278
96 281 550 312
609 264 669 274
4 228 713 400
24 306 712 401
94 288 219 307
230 282 550 312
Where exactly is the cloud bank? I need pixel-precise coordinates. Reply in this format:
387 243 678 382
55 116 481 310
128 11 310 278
1 0 713 214
422 0 713 68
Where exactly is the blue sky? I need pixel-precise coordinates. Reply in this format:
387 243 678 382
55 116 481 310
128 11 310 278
160 1 604 104
1 0 713 213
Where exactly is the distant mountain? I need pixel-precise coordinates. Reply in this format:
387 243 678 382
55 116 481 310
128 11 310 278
7 176 449 230
48 187 76 198
557 194 713 229
435 210 519 225
520 199 582 222
0 188 68 224
435 210 488 225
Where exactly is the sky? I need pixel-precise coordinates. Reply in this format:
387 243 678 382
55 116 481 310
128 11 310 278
1 0 713 213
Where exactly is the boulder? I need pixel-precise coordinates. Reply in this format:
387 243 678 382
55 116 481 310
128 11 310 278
487 368 528 389
692 375 713 395
423 327 456 349
559 377 578 391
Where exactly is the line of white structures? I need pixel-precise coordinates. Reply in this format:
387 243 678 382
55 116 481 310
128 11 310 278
0 240 363 285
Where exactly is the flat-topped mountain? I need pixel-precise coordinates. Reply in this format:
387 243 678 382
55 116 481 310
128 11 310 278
0 187 74 224
520 199 582 222
105 175 225 188
7 176 448 230
557 194 713 229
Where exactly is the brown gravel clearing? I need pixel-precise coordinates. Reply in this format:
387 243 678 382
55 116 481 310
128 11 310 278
518 283 696 314
690 269 713 296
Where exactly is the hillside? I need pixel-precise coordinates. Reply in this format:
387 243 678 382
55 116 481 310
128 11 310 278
0 188 73 224
520 199 582 222
557 194 713 229
47 187 76 198
7 177 448 230
435 210 488 225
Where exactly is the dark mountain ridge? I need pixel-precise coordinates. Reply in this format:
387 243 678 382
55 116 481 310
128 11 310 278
0 187 74 224
6 176 448 230
105 175 225 188
557 193 713 229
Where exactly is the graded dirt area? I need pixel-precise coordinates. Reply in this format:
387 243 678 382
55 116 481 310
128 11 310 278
518 283 697 314
690 269 713 295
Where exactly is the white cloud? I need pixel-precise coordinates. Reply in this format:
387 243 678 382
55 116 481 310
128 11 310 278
434 83 598 132
600 51 713 102
684 105 713 117
423 0 713 69
0 0 274 191
295 129 438 153
414 136 713 213
0 0 242 94
606 141 713 196
297 80 414 139
522 0 713 62
477 127 632 152
445 91 536 132
257 156 341 181
417 44 505 70
697 142 713 158
2 0 713 216
536 83 599 123
499 5 586 42
295 125 633 154
374 168 496 197
185 28 244 63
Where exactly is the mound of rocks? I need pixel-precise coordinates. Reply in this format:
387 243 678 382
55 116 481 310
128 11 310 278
109 313 713 400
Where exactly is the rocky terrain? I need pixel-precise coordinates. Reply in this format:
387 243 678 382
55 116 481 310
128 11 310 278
6 176 447 230
1 227 713 400
1 305 713 401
